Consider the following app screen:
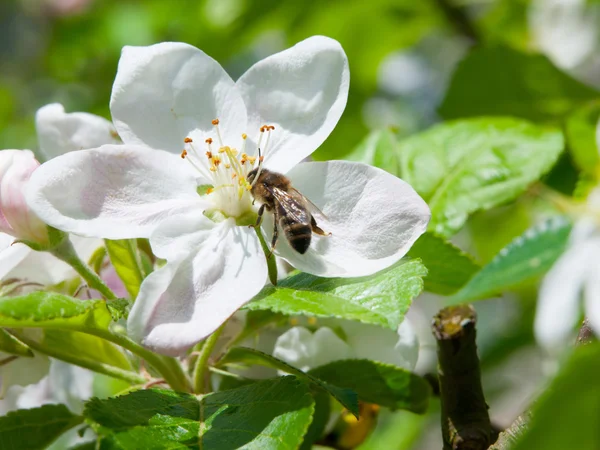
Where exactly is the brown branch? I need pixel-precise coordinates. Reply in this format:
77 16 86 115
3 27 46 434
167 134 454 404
576 318 596 346
433 304 492 450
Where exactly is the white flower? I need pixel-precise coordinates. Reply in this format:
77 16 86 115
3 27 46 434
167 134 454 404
0 103 110 283
26 36 431 356
535 120 600 352
272 319 418 372
0 150 49 245
36 103 120 161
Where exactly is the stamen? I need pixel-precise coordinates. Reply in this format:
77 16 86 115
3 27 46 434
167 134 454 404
211 119 219 126
242 133 247 140
180 150 188 159
184 137 193 143
213 119 224 147
206 151 213 159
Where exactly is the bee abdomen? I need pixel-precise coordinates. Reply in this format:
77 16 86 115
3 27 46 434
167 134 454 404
283 221 312 254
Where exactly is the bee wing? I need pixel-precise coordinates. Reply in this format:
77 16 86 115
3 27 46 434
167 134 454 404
290 188 329 220
267 186 311 224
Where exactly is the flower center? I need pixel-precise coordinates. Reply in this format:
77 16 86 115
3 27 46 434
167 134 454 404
180 119 274 220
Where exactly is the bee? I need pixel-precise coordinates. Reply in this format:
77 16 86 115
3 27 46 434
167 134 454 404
247 166 330 254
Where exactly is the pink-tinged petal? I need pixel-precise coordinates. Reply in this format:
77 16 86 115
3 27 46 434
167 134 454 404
128 218 267 356
267 161 430 277
0 150 48 244
111 42 247 153
237 36 349 173
26 145 204 239
35 103 120 161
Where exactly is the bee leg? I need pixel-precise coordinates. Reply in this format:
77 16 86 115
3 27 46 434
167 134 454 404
311 216 332 236
252 204 266 228
268 208 279 259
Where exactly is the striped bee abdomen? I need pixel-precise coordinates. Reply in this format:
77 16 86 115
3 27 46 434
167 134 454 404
280 216 312 254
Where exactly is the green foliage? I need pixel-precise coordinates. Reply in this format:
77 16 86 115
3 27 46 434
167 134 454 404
0 292 111 332
246 259 426 330
300 390 331 450
0 328 33 357
308 360 431 413
512 343 600 450
449 217 572 303
406 232 479 295
104 239 144 299
0 404 83 450
85 377 315 449
43 330 131 370
217 347 359 417
440 46 599 121
565 101 600 173
346 129 400 176
397 117 564 236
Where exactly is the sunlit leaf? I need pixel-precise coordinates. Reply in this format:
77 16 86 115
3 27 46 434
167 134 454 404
346 129 399 176
246 260 426 330
449 217 571 303
0 292 111 332
398 117 564 236
104 239 144 299
85 377 314 449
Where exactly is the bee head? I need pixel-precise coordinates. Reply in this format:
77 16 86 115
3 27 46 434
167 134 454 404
247 168 258 184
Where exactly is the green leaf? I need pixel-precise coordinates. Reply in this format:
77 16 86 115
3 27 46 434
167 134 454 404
565 100 600 173
246 259 426 330
449 217 572 303
308 360 431 413
0 328 33 357
0 292 111 332
217 347 359 417
104 239 144 299
439 46 599 121
0 404 83 450
85 377 315 449
406 233 479 295
346 129 399 176
398 117 564 236
512 343 600 450
43 330 131 371
300 390 330 450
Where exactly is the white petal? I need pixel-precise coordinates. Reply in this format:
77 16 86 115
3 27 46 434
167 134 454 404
128 218 267 355
0 352 50 397
272 326 352 372
47 360 93 414
35 103 120 161
26 145 203 239
338 319 419 370
583 241 600 338
534 241 595 352
269 161 430 277
237 36 349 173
0 233 30 281
111 42 247 153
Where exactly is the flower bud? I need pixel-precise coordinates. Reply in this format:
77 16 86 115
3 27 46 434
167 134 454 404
0 150 49 245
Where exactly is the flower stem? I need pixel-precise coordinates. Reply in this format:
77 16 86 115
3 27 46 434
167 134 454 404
193 325 225 394
253 226 278 285
50 238 118 300
14 331 146 385
91 329 191 393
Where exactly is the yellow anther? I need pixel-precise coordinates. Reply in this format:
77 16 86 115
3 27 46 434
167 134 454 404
206 151 213 159
205 138 213 144
259 155 264 162
218 147 226 153
209 166 217 172
241 153 248 159
307 317 317 326
248 156 256 165
206 187 214 194
289 318 299 326
230 148 238 156
224 164 231 169
184 137 193 143
213 156 221 166
268 125 275 130
242 133 247 139
180 150 187 159
232 173 237 179
212 119 220 125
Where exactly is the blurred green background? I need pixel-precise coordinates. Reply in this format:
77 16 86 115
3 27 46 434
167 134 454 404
2 0 600 448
